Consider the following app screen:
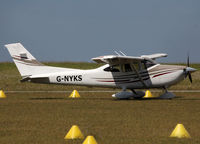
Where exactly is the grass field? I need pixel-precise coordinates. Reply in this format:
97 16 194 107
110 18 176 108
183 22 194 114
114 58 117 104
0 62 200 144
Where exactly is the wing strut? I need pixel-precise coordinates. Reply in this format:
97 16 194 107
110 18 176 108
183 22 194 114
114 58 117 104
131 64 147 88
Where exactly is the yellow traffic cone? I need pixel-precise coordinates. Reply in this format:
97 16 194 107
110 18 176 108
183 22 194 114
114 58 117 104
144 90 154 98
83 136 98 144
170 124 191 138
69 90 80 98
64 125 84 139
0 90 6 98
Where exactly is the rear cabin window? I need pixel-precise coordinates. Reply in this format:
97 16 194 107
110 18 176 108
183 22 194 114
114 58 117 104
104 65 121 72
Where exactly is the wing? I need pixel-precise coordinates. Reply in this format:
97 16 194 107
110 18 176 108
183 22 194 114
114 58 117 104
92 55 145 64
92 53 167 64
141 53 167 60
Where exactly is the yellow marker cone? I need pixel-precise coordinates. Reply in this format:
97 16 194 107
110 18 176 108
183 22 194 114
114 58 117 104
69 90 80 98
82 136 98 144
64 125 84 139
170 124 191 138
0 90 6 98
144 90 154 98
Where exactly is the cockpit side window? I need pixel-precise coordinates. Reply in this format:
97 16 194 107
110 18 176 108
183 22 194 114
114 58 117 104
132 61 139 71
124 64 132 72
139 61 146 70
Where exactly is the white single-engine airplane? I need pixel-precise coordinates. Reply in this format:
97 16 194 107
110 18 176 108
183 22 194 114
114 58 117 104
5 43 196 99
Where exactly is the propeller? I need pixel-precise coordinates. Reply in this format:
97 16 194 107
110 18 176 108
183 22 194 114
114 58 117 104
184 55 193 83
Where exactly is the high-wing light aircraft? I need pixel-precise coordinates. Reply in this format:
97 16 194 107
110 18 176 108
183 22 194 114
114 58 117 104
5 43 196 99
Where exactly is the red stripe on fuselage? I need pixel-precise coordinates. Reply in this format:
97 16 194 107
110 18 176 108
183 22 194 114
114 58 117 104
152 72 173 78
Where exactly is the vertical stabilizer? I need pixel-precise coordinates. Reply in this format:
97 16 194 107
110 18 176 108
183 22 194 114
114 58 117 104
5 43 73 77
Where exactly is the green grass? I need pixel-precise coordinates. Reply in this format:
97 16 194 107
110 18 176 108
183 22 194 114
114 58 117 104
0 62 200 144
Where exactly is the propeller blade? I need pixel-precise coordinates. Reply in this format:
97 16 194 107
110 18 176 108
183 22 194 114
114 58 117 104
187 55 190 67
188 72 192 83
186 54 193 83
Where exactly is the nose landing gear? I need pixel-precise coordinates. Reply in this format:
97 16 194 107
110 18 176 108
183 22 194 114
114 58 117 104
159 87 175 99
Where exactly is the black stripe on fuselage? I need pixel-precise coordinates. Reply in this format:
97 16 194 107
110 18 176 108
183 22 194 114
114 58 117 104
97 77 150 84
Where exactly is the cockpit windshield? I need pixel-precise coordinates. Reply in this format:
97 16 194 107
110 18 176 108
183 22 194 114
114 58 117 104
143 60 156 68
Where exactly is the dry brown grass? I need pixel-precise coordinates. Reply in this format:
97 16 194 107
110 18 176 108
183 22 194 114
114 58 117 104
1 92 200 144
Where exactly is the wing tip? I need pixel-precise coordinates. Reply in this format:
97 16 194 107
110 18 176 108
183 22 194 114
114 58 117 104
4 42 22 48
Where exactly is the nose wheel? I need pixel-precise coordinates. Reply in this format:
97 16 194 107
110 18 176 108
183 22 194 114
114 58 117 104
159 87 175 99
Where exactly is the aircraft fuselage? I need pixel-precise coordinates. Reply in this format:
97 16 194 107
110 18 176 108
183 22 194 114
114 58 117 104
29 64 188 90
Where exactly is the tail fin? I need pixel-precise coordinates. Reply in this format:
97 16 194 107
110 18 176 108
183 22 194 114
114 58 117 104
5 43 71 78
